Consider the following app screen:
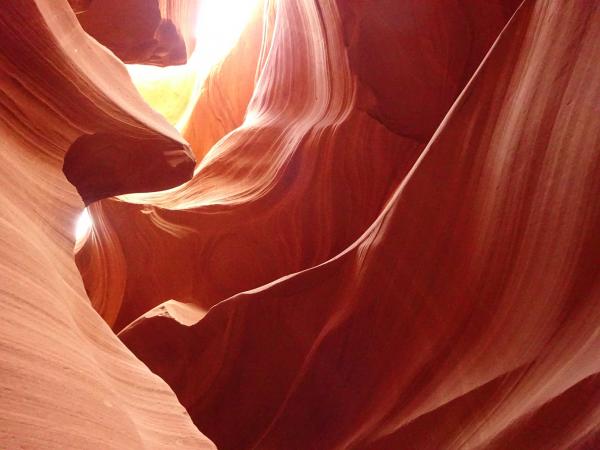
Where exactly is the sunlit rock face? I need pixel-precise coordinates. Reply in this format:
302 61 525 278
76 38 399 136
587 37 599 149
2 0 599 449
0 1 213 448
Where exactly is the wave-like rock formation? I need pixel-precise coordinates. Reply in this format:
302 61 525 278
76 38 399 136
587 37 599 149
2 0 599 448
77 0 521 331
0 1 214 448
115 0 600 447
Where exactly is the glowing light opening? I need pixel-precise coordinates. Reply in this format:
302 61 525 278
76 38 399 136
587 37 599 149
126 0 261 129
75 208 92 241
74 0 260 239
194 0 261 68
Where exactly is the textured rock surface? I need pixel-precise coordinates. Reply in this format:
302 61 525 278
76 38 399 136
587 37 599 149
77 0 520 331
119 0 600 448
0 1 213 448
75 0 199 66
2 0 599 448
337 0 522 141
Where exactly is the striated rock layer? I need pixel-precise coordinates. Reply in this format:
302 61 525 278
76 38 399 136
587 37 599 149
77 0 520 331
118 0 600 448
2 0 599 448
0 1 213 448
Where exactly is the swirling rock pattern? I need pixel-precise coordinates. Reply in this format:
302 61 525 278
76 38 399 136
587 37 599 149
3 0 599 448
118 0 600 448
77 0 520 331
0 1 213 448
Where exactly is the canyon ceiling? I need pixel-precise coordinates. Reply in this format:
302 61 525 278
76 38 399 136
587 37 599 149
1 0 599 449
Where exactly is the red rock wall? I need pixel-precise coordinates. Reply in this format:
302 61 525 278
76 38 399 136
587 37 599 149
77 0 520 332
118 0 600 448
3 0 599 448
0 1 213 447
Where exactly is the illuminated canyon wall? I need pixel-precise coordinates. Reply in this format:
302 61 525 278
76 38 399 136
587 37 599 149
1 0 599 449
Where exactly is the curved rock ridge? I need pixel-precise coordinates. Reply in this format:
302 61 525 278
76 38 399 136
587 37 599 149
5 0 598 448
74 0 199 66
180 0 270 162
337 0 523 141
118 0 600 448
77 0 519 332
0 1 213 448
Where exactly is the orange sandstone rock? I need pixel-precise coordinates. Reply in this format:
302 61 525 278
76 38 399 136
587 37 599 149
77 0 517 332
120 0 600 448
3 0 599 448
0 1 213 448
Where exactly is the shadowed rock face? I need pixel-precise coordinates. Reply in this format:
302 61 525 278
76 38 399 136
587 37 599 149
64 132 194 204
3 0 600 449
336 0 523 141
77 0 519 332
74 0 197 66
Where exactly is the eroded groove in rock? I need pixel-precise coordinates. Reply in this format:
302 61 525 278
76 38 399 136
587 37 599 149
77 0 518 332
5 0 599 447
0 1 213 448
119 0 600 448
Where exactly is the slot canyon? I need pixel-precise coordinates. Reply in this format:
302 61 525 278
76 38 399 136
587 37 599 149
1 0 599 448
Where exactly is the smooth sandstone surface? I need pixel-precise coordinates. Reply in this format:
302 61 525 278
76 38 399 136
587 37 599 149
77 0 519 331
0 1 214 448
75 0 199 66
2 0 599 449
118 0 600 449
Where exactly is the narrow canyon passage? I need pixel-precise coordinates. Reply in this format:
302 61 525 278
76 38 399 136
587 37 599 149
1 1 599 449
